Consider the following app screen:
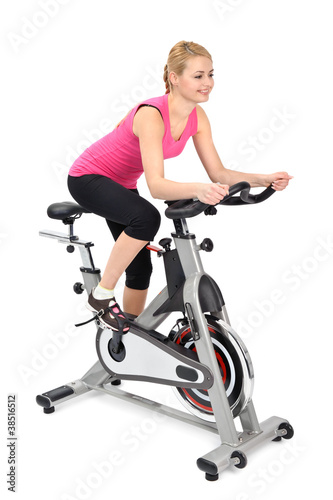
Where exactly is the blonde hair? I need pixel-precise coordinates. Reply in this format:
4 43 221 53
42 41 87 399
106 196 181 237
163 41 213 94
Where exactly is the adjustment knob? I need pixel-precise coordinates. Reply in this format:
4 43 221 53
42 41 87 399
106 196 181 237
159 238 172 251
200 238 214 252
73 282 84 294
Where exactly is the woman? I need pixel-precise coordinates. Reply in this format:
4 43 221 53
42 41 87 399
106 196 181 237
68 40 292 331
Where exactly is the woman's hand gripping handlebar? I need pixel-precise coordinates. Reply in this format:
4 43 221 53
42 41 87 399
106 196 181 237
164 182 276 220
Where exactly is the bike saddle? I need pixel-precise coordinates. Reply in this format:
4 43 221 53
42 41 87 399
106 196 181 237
47 201 91 221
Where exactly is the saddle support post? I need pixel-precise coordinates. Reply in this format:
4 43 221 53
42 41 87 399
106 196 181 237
39 227 101 296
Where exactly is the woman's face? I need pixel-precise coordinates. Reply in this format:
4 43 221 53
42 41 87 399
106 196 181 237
170 56 214 103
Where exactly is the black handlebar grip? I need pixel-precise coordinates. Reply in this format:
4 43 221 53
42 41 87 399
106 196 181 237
165 182 276 218
221 184 275 206
219 181 250 205
241 185 275 204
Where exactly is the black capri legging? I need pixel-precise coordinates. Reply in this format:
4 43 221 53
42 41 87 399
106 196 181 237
67 174 161 290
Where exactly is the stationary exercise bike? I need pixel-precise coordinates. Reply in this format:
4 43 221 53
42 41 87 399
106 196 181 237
36 181 294 481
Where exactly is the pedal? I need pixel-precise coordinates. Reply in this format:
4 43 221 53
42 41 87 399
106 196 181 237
95 318 106 329
95 320 130 336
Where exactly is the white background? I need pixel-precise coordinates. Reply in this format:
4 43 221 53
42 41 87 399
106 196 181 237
1 1 332 499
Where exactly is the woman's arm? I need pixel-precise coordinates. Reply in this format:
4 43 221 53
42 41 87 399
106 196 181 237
134 106 228 203
193 106 293 191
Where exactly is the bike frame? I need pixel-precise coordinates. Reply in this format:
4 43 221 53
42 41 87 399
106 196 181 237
37 210 290 478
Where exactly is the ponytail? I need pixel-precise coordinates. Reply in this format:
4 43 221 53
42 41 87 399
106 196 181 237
163 64 170 94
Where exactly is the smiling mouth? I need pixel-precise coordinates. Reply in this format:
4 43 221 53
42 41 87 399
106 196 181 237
198 89 210 95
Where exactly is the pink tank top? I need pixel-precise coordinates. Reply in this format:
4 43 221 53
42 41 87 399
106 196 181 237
68 94 198 189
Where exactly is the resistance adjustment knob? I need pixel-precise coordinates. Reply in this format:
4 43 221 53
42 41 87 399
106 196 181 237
200 238 214 252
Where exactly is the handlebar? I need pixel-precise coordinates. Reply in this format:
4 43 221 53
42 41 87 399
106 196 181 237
165 182 275 220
